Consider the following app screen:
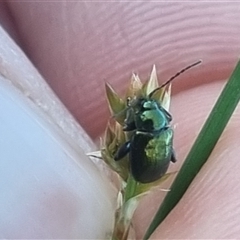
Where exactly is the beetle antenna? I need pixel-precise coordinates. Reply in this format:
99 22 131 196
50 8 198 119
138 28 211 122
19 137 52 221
160 60 202 89
149 60 202 98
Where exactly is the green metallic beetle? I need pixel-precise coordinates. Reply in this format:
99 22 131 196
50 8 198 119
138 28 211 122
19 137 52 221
114 61 201 183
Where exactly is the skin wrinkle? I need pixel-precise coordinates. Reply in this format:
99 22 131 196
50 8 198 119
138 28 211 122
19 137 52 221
61 1 74 86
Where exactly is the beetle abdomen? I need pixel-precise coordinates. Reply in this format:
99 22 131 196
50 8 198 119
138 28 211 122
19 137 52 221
130 129 173 183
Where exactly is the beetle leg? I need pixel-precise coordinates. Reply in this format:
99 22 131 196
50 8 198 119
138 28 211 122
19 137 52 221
123 121 136 131
114 141 131 161
171 147 177 163
123 108 136 131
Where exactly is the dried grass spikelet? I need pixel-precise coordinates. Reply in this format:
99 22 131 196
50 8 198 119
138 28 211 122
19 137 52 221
102 65 172 183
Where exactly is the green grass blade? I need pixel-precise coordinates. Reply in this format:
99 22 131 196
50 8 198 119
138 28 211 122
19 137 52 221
144 60 240 240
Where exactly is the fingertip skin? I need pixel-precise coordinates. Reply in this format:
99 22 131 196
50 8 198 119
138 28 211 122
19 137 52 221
135 81 240 239
5 2 240 138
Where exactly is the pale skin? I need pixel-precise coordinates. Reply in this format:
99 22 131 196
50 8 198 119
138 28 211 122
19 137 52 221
1 2 240 239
